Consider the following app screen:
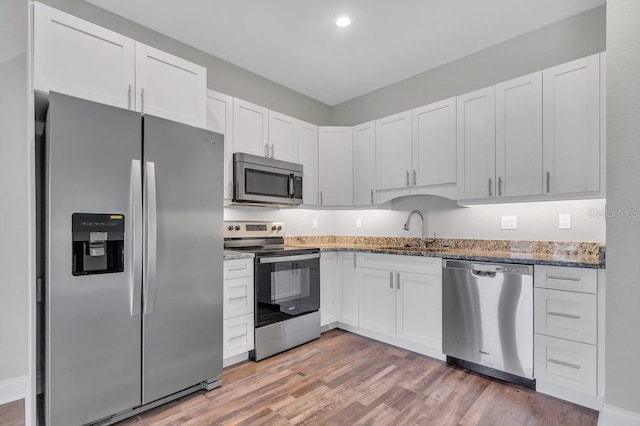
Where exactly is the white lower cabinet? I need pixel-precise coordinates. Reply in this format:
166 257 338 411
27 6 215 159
358 268 396 337
320 252 356 327
320 252 338 326
223 258 254 366
396 272 442 350
534 265 604 410
340 253 358 327
354 254 443 358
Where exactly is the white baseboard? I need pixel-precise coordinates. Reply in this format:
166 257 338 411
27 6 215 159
599 404 640 426
0 375 27 405
223 352 249 368
535 380 603 411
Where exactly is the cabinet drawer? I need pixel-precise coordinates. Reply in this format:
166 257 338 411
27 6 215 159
223 258 253 279
534 265 597 294
535 334 596 395
223 314 254 359
535 288 597 345
224 275 254 319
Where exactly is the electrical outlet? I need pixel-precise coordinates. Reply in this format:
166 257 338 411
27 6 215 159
356 218 362 228
559 214 571 229
312 218 319 229
501 216 517 230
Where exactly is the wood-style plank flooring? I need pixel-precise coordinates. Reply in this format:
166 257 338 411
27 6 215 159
118 329 598 425
0 399 25 426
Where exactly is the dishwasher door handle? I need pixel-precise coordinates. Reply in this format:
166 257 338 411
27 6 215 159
471 270 497 278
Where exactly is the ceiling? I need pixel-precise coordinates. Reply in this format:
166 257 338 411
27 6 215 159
86 0 604 106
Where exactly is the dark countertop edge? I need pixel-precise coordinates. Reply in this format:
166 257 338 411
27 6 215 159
314 247 605 269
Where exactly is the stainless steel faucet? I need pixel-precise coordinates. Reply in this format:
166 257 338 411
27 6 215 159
403 210 435 247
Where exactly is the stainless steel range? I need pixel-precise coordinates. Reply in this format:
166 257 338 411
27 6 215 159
224 221 321 361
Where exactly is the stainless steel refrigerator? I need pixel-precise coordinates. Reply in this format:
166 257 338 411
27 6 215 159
40 92 223 425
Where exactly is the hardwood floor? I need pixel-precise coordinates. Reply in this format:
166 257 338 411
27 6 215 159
0 399 25 426
118 330 598 426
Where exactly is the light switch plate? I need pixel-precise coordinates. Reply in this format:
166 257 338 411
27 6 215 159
559 214 571 229
312 218 319 229
356 218 362 228
501 216 517 230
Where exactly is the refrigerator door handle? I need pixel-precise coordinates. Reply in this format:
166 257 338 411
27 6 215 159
130 160 143 316
144 161 158 315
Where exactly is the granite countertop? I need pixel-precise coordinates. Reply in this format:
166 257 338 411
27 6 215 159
223 250 255 260
284 237 605 269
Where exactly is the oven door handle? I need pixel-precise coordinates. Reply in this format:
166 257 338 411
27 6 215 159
258 253 321 263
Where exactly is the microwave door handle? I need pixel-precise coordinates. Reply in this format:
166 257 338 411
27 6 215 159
289 174 294 199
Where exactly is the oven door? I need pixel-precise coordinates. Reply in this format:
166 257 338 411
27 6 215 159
235 161 302 205
255 253 320 328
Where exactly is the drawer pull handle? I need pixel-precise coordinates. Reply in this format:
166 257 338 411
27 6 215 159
229 296 247 302
548 311 581 320
548 359 581 370
548 275 581 282
228 266 247 272
229 334 247 341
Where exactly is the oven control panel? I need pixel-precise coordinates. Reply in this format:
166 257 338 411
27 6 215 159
223 221 284 238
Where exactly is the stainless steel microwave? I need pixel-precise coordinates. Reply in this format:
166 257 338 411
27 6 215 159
233 152 303 206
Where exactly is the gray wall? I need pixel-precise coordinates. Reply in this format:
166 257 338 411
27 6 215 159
0 0 30 383
39 0 333 126
331 6 606 126
605 0 640 417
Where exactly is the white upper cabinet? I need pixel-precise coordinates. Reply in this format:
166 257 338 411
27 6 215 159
233 98 269 157
268 111 298 162
34 2 135 110
376 112 413 191
135 43 207 128
353 121 376 205
495 72 543 198
543 54 601 195
412 98 457 187
298 121 319 206
207 90 233 200
318 127 353 206
456 87 496 200
34 3 207 128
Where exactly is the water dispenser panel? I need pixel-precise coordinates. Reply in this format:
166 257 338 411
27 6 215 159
72 213 124 276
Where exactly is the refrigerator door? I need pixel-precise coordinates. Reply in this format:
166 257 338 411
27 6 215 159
46 93 143 425
142 115 223 404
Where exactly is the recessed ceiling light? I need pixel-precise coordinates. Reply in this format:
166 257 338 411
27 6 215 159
336 16 351 28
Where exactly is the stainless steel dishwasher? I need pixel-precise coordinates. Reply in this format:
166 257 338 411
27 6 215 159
442 260 534 388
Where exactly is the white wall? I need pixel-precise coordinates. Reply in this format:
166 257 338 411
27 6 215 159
225 197 606 242
603 0 640 422
332 6 605 126
0 0 31 391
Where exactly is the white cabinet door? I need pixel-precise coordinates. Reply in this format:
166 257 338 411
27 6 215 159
268 111 298 162
135 42 207 127
207 90 234 200
233 98 269 157
412 98 457 187
543 54 600 195
34 2 135 109
223 314 255 359
496 72 543 197
298 121 319 206
353 121 376 205
396 272 442 351
320 252 338 326
318 127 353 206
358 268 396 337
340 253 358 327
456 87 496 200
376 112 412 191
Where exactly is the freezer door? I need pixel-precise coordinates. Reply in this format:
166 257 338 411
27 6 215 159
142 115 223 404
45 93 142 425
